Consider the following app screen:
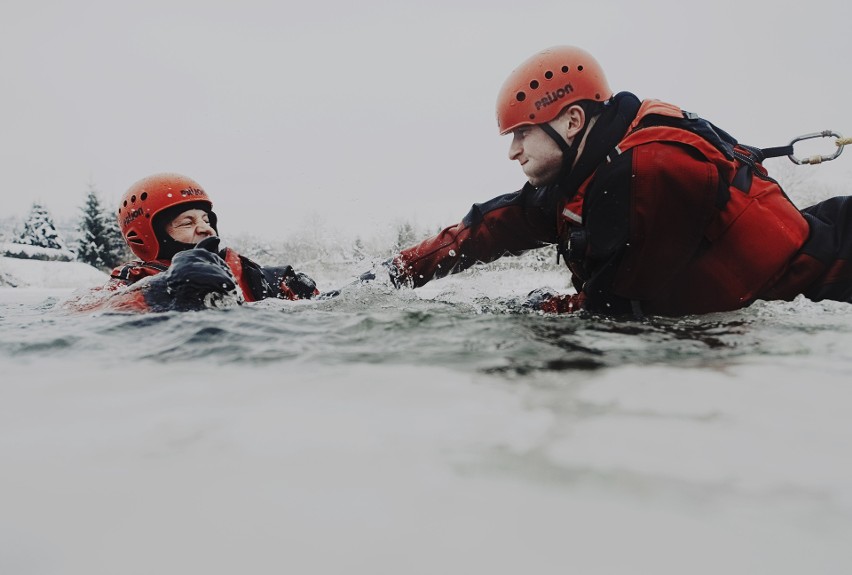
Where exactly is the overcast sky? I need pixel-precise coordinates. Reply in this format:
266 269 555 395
2 0 850 240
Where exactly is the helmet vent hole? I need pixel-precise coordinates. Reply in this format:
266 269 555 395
128 238 144 245
140 192 148 201
131 195 137 203
529 114 535 120
529 80 539 89
145 213 151 218
516 92 526 102
562 66 569 73
595 93 601 100
123 200 128 207
127 231 138 237
577 65 584 72
544 71 553 79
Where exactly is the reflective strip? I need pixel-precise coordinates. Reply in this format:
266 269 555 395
562 208 582 224
606 145 622 163
116 265 133 281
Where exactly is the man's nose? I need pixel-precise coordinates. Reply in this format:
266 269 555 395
508 135 522 160
197 222 215 236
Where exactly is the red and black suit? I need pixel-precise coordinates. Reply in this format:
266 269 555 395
391 92 852 316
68 244 318 313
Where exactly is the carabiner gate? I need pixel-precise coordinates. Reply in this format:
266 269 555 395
788 130 846 165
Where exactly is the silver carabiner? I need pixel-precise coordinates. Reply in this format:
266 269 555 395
788 130 846 165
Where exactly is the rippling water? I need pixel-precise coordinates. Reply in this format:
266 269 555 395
7 278 851 371
1 270 851 574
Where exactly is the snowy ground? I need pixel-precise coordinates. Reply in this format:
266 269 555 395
0 256 107 289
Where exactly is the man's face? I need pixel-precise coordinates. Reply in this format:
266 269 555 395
165 208 215 245
508 124 563 187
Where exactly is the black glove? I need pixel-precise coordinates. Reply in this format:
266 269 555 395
314 268 374 301
146 237 239 310
382 259 407 288
522 287 556 311
283 270 317 299
195 236 223 254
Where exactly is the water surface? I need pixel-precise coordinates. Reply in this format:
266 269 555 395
1 271 850 574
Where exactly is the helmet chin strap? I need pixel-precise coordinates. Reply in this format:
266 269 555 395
538 120 591 183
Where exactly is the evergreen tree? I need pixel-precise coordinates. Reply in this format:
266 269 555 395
102 210 130 267
75 186 130 269
353 236 366 259
393 221 416 252
18 202 68 250
75 188 109 268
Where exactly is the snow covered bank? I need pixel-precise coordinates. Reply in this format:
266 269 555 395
0 256 107 289
1 242 75 262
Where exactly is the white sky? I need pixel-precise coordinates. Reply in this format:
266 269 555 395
2 0 850 239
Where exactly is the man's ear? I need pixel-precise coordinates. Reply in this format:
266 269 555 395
553 105 586 141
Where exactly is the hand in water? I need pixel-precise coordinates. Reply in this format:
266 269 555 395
283 270 318 299
315 263 389 301
523 287 586 313
146 237 241 310
523 287 556 311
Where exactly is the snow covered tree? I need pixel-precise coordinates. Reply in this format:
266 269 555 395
18 202 68 250
103 211 130 267
75 186 130 269
76 189 109 268
393 221 416 252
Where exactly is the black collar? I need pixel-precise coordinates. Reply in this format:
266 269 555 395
557 92 641 199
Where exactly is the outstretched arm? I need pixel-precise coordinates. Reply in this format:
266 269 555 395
389 183 561 287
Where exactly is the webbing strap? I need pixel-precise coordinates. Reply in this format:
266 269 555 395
538 123 572 154
760 145 795 159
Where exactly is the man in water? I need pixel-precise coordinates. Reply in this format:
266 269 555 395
69 172 318 312
384 45 852 316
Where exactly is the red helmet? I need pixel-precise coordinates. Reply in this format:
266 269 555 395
117 173 214 261
496 46 613 135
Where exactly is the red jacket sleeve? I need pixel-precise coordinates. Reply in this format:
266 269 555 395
393 183 561 287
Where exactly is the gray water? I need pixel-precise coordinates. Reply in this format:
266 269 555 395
1 269 851 574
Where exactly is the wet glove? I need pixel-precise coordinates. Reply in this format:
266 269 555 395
382 258 408 288
314 267 378 301
523 287 586 313
145 237 240 311
523 287 556 310
282 269 318 300
353 260 408 288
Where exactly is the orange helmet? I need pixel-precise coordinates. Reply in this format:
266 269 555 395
117 173 216 261
496 46 613 135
